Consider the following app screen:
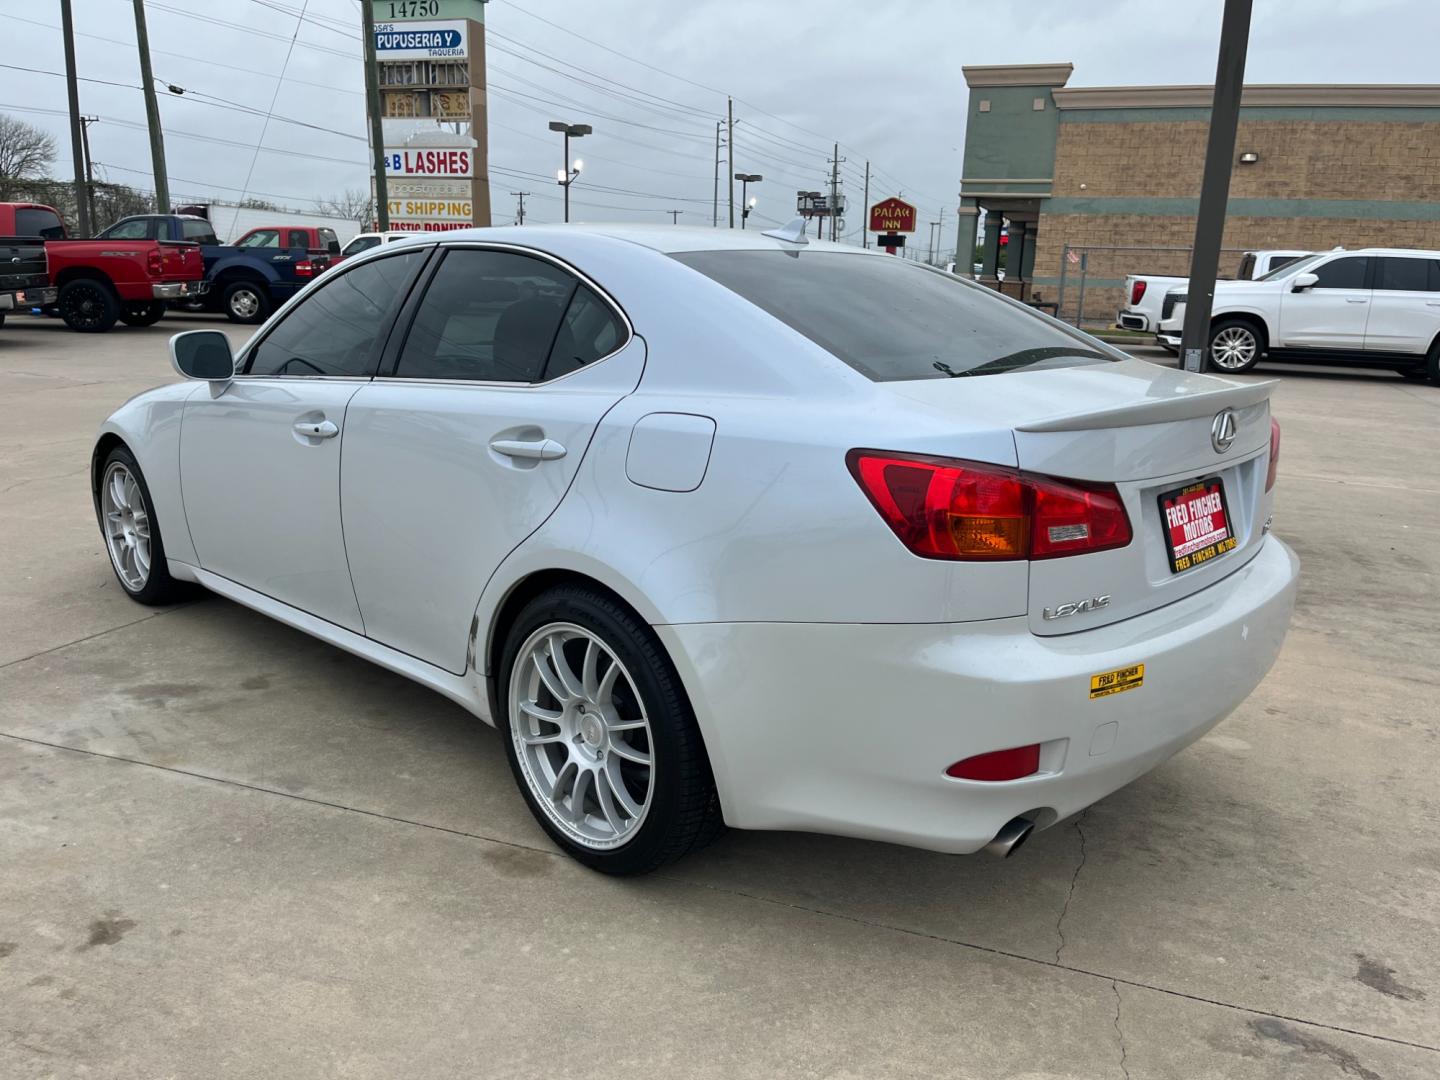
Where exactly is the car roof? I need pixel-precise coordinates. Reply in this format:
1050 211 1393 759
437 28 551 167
1345 247 1440 257
424 222 884 257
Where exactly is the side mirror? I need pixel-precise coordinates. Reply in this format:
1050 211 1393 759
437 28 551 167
170 329 235 381
1291 272 1319 292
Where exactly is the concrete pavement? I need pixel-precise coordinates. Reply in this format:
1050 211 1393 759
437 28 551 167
2 316 1437 1078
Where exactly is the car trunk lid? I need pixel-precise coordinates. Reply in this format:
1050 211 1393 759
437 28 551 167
881 358 1276 634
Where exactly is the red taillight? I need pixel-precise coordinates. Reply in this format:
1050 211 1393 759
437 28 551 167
947 744 1041 781
1129 279 1147 306
1265 417 1280 492
846 450 1132 561
295 260 316 278
146 248 163 277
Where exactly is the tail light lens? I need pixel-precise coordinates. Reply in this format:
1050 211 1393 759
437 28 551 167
847 450 1132 561
1129 279 1147 306
1265 417 1280 492
295 260 316 279
146 248 163 277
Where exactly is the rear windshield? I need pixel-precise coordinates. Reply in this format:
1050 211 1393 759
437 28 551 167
1256 252 1323 281
16 206 65 239
670 250 1115 381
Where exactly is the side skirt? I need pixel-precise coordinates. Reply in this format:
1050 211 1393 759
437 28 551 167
170 560 494 725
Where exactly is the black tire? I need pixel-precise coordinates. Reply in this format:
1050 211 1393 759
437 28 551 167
94 445 189 606
1206 317 1265 374
222 280 270 324
0 312 6 328
119 301 167 327
58 278 121 333
1426 339 1440 387
497 584 724 875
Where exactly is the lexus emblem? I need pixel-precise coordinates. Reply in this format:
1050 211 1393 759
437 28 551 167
1211 408 1238 453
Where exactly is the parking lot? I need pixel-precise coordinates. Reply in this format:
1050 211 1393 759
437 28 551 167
1 314 1437 1078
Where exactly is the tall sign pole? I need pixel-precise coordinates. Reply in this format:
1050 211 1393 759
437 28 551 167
59 1 91 235
727 97 735 228
361 1 389 229
1178 0 1254 372
131 0 170 213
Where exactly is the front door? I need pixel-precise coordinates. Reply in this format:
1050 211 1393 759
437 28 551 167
1278 254 1372 350
340 245 641 674
179 249 430 631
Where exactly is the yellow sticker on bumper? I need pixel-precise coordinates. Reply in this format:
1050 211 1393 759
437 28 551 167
1090 663 1144 699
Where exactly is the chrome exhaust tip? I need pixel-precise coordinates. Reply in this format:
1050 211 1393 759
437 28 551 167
983 816 1035 858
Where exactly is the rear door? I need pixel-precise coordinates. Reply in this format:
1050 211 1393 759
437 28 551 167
1364 255 1440 355
1278 254 1371 349
340 245 641 674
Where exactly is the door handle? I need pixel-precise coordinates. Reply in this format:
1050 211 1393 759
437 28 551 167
1345 298 1368 304
294 419 339 439
490 438 566 461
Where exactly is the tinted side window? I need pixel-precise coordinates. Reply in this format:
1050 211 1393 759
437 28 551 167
1312 257 1370 290
344 236 381 257
104 219 151 240
245 251 424 377
181 218 218 243
238 230 279 249
1431 261 1440 292
394 248 576 382
1267 255 1301 274
544 284 626 379
15 207 65 239
286 229 309 249
320 228 341 254
1377 257 1432 292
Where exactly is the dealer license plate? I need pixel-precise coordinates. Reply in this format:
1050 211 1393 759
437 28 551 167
1159 478 1237 574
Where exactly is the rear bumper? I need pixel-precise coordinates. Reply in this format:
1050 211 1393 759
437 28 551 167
658 536 1298 855
0 287 57 310
1157 332 1182 349
152 281 209 300
1117 308 1149 331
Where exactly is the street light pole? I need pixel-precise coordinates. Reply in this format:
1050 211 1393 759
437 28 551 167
1178 0 1254 371
549 121 591 223
734 173 762 229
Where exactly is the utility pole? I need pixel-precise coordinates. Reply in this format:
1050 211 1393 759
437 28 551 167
131 0 170 213
59 1 91 235
727 97 735 228
928 221 939 264
861 160 870 249
1179 0 1254 371
712 121 721 228
827 143 845 241
79 116 98 229
668 209 683 224
510 191 529 225
360 0 390 229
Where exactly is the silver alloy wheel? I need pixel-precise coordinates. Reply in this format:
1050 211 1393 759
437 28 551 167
509 622 655 850
101 462 151 592
229 287 260 319
1210 325 1258 370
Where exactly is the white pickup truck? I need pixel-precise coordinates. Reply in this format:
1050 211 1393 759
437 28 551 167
1156 247 1440 383
1117 250 1310 335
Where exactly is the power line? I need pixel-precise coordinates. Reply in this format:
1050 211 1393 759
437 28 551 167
235 0 313 208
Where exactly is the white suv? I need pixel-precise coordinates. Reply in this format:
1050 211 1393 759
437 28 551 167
1157 248 1440 383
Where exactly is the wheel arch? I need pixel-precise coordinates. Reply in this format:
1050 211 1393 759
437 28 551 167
54 267 118 292
1211 309 1271 350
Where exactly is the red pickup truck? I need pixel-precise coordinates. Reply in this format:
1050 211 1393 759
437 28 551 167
234 224 343 260
0 203 208 332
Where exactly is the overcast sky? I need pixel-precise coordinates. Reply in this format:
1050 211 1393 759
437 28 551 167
4 0 1438 251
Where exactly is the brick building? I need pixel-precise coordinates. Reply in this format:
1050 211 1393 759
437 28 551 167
957 63 1440 322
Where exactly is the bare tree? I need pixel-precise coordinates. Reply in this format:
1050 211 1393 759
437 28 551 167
0 114 58 200
236 196 280 211
316 188 373 224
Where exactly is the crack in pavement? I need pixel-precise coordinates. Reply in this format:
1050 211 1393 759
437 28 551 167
3 731 1439 1060
1112 980 1131 1080
1055 809 1088 963
0 601 198 672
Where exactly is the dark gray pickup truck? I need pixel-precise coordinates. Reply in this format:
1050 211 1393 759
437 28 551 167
0 234 57 327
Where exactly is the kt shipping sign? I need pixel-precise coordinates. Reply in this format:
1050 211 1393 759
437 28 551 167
385 148 473 177
373 20 468 60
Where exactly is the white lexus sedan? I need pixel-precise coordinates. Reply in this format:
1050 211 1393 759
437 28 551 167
92 222 1299 875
